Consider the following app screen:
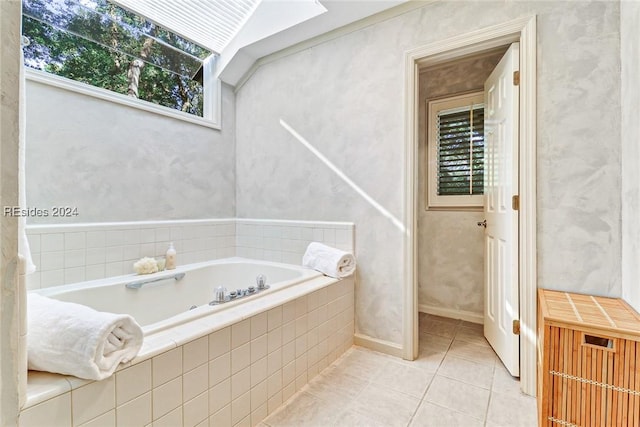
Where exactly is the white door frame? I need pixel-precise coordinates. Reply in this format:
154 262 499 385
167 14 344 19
402 16 537 396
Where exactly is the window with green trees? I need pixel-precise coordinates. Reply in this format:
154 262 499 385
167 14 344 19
22 0 214 117
427 92 485 209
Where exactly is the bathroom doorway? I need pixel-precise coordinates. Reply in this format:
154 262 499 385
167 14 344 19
402 17 538 396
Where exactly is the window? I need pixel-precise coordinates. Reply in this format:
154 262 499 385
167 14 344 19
427 92 485 209
21 0 218 124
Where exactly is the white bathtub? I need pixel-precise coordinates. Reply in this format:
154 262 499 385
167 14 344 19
35 257 323 335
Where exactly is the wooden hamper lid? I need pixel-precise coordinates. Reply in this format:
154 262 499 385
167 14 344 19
538 289 640 340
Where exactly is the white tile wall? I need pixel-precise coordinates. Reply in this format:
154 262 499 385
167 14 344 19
19 279 355 427
25 219 355 290
235 219 355 265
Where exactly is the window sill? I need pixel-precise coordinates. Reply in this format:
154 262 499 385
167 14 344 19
26 68 221 130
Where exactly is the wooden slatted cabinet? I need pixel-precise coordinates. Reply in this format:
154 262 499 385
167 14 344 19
537 289 640 427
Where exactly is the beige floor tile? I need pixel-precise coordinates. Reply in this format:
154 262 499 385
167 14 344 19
420 318 459 339
424 375 490 420
419 333 453 352
491 361 522 395
333 409 401 427
410 401 484 427
350 383 420 426
437 354 494 389
263 391 342 427
303 366 367 404
330 347 389 381
448 339 497 367
486 390 537 427
402 347 447 373
371 360 434 398
453 326 491 349
460 321 483 331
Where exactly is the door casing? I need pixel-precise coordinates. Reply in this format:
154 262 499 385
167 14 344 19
402 16 537 396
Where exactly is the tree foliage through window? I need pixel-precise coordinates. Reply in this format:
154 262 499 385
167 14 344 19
22 0 212 117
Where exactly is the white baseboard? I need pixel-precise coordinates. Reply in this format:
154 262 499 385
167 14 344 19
353 333 403 358
419 304 483 325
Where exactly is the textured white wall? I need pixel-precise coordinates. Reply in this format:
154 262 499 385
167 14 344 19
621 0 640 313
25 81 236 224
417 52 503 318
1 0 22 423
235 1 622 345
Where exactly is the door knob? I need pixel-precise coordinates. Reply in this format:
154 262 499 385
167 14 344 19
477 220 487 228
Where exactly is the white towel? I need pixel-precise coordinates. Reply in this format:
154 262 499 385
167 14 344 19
302 242 356 278
27 293 143 380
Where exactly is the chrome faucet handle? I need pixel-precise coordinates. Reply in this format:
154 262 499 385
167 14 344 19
215 286 226 303
256 274 267 290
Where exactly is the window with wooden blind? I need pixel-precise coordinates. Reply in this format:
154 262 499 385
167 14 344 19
427 92 485 209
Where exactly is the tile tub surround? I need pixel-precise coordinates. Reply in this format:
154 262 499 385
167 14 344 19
19 277 355 427
25 219 354 290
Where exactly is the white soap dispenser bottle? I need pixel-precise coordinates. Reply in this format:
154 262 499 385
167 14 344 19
165 242 177 270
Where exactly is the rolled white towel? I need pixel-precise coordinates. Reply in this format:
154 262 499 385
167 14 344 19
27 293 143 380
302 242 356 278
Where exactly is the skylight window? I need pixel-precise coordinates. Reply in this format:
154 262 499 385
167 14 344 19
111 0 261 54
22 0 216 118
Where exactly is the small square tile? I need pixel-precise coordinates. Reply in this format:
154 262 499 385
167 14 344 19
153 347 182 386
116 359 152 405
19 392 71 427
184 336 209 372
251 380 268 412
210 404 231 427
41 234 64 252
251 356 268 387
251 403 268 427
71 376 115 426
251 335 268 363
267 327 281 354
268 307 282 331
231 391 251 425
183 391 208 427
232 319 251 348
209 327 231 360
116 391 151 427
77 410 115 427
152 377 182 420
267 370 282 398
267 348 282 376
209 378 231 414
65 232 86 250
231 342 250 374
209 352 231 387
251 312 268 339
86 231 105 248
282 301 296 323
184 364 209 402
231 366 251 400
153 407 182 427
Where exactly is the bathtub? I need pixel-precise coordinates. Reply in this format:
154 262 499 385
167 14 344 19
23 257 354 426
35 257 324 335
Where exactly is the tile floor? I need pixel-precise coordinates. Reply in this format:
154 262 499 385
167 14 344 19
260 313 537 427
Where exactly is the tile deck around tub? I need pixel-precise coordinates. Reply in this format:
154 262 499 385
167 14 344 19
262 313 537 427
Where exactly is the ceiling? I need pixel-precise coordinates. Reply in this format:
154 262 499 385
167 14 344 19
113 0 418 87
219 0 414 86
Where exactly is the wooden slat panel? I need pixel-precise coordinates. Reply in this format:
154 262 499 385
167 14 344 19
538 289 640 427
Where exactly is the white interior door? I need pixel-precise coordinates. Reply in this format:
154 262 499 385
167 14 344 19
483 43 520 376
